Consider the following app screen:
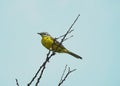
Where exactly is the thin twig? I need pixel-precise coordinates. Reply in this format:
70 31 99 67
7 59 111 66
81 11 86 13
27 60 46 86
61 14 80 44
28 50 54 86
56 29 74 40
64 35 73 42
27 14 80 86
58 66 76 86
15 79 20 86
35 51 55 86
59 65 68 83
55 14 80 52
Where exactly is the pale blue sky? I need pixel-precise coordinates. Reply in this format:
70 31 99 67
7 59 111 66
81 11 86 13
0 0 120 86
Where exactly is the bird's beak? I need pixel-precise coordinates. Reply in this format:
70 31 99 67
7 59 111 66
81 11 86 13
37 33 42 36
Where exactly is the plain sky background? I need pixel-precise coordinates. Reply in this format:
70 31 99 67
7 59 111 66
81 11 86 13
0 0 120 86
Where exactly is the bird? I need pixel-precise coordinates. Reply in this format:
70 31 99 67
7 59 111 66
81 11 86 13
37 32 82 59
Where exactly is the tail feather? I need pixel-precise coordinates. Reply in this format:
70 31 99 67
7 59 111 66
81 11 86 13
67 51 82 59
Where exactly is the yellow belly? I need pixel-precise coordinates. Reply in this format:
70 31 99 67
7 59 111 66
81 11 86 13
41 36 68 53
41 36 53 50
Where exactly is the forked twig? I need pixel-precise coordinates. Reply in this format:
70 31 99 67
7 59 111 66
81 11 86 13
27 14 80 86
59 65 68 83
58 65 76 86
35 51 55 86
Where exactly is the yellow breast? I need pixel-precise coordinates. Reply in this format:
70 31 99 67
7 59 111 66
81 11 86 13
41 36 54 50
41 36 68 53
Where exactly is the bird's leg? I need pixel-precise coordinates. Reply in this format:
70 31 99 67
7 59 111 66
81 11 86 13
52 51 56 55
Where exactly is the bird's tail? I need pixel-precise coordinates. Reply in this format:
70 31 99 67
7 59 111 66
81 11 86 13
67 51 82 59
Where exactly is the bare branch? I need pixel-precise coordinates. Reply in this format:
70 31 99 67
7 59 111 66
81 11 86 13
35 51 55 86
61 14 80 43
27 50 55 86
15 79 20 86
54 14 80 52
58 66 76 86
59 65 68 83
27 14 80 86
64 35 73 42
56 29 74 40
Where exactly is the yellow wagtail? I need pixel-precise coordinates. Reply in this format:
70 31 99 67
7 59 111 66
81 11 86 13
38 32 82 59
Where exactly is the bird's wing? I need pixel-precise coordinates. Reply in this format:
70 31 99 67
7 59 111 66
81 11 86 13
51 37 66 49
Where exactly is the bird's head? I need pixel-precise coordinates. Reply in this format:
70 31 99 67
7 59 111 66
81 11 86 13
37 32 50 37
